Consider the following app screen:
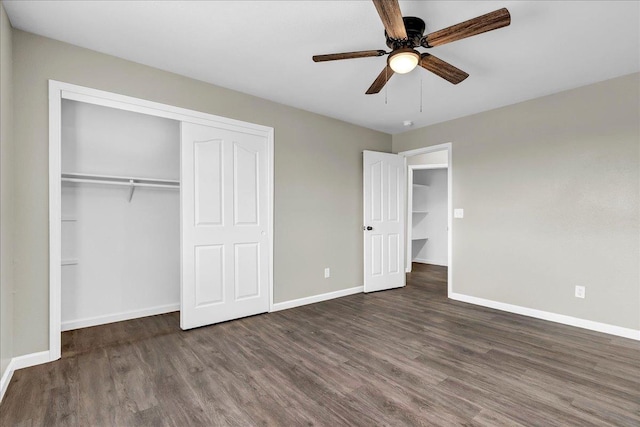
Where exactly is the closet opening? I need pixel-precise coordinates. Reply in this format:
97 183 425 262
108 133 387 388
50 81 275 362
399 144 452 297
408 164 448 267
60 99 181 332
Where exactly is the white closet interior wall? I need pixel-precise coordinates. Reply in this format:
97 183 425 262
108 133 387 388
61 100 180 330
412 168 448 266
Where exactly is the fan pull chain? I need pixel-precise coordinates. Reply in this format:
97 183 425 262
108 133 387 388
420 79 423 113
385 67 388 105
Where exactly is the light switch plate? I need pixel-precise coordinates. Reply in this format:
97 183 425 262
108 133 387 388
454 208 464 219
324 268 330 279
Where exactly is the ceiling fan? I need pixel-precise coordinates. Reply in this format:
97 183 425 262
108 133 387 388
312 0 511 94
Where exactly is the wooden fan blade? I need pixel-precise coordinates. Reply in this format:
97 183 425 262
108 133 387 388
366 65 395 94
419 53 469 85
372 0 407 40
422 8 510 48
313 50 386 62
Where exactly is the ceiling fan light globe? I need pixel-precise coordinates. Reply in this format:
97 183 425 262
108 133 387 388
388 49 420 74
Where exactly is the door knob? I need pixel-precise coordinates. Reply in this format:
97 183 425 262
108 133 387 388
363 226 373 231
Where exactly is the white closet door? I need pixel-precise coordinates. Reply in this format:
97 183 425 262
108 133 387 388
181 122 270 330
363 150 406 293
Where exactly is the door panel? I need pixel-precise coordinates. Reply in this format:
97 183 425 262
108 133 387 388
388 164 400 221
363 151 406 292
370 160 383 221
181 122 269 329
195 245 224 306
233 142 259 225
234 243 260 300
388 234 400 274
194 139 223 226
371 234 383 276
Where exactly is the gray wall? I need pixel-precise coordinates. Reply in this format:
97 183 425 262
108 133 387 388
406 150 448 166
394 73 640 331
0 2 14 378
12 29 391 356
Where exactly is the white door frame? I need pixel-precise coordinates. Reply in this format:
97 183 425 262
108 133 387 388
48 80 274 362
398 143 453 298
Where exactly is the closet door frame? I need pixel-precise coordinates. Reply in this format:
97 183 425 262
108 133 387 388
398 143 453 294
48 80 274 361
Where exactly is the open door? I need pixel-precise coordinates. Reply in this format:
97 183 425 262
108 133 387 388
363 150 406 292
181 122 270 329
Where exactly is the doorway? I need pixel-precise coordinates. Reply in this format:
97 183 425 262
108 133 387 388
408 164 448 267
398 143 452 297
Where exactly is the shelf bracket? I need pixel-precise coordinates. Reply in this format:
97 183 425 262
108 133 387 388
128 179 135 202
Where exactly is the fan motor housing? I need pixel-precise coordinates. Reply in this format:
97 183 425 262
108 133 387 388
385 16 426 49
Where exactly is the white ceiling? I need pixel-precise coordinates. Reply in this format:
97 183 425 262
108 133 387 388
4 1 640 134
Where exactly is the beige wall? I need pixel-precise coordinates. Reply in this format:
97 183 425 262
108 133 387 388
0 1 14 376
12 30 391 356
394 73 640 331
406 150 448 166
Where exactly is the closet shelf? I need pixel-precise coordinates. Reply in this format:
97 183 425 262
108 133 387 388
61 259 79 266
62 172 179 188
412 237 429 241
62 173 179 202
412 183 429 189
412 210 429 214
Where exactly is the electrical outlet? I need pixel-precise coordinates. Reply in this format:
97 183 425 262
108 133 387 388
575 285 585 299
454 208 464 219
324 268 330 279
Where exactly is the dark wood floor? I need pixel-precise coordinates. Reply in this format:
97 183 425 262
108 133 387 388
2 264 639 426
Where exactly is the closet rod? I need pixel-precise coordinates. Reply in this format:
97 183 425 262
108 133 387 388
61 177 178 189
61 173 179 202
61 172 179 187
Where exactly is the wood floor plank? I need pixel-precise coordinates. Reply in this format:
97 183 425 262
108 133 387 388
473 408 528 427
1 263 638 426
109 342 159 415
135 337 214 426
41 385 77 427
76 348 119 426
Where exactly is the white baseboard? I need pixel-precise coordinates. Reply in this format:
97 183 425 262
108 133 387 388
1 350 53 403
0 359 15 404
62 303 180 331
412 257 448 267
449 292 640 341
272 286 363 312
12 350 52 370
